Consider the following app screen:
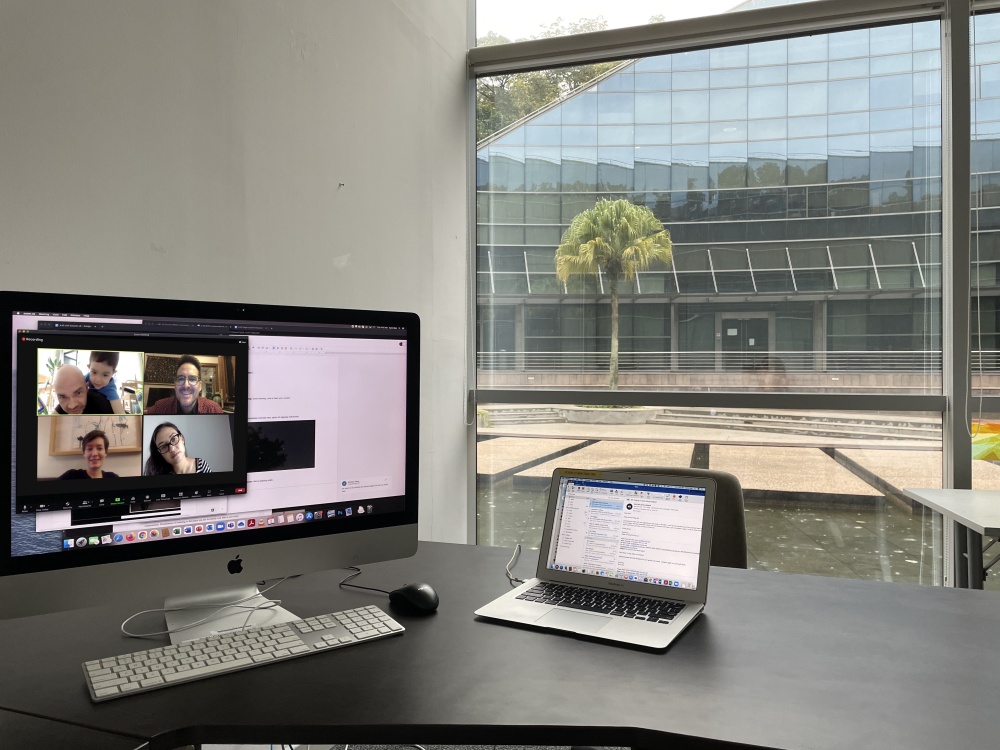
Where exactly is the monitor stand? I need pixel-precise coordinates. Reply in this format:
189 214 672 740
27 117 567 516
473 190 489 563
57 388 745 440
163 584 301 645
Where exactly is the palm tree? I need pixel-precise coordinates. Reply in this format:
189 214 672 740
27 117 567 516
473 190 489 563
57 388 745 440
42 350 64 413
555 199 672 390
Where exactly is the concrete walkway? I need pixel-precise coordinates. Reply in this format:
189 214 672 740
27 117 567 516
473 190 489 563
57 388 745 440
478 406 941 450
709 445 881 498
837 448 1000 492
474 419 1000 591
513 441 696 486
477 434 1000 498
477 437 589 482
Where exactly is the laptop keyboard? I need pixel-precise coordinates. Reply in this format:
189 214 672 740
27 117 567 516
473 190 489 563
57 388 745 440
517 581 685 624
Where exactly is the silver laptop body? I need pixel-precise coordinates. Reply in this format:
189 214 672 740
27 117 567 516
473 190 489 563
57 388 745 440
476 468 717 650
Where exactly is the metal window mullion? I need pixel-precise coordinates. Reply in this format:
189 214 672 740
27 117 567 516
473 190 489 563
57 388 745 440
943 0 973 499
466 19 478 548
707 248 719 294
786 247 798 292
912 241 926 288
868 243 883 289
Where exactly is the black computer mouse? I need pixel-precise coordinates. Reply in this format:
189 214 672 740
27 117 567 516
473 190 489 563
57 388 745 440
388 582 440 613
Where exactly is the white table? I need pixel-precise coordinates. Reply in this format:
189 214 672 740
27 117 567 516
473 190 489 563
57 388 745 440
904 488 1000 589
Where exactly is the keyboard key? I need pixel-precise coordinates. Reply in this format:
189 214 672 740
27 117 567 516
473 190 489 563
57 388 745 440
84 605 404 702
532 582 685 622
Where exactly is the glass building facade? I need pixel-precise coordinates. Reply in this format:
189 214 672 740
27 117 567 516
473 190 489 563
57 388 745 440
476 17 1000 393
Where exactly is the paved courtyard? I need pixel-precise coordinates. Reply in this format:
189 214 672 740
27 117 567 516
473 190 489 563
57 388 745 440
476 410 1000 592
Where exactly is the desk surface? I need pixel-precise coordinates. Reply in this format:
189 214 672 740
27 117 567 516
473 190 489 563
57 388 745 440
0 708 144 750
1 541 999 750
904 487 1000 534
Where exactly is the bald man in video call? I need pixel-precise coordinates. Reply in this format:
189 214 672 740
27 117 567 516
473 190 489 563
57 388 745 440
52 365 114 415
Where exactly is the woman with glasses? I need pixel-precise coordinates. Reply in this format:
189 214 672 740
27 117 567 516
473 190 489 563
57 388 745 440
145 355 225 415
143 422 212 475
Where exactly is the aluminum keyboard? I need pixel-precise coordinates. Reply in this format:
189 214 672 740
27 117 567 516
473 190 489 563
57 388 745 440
83 604 404 702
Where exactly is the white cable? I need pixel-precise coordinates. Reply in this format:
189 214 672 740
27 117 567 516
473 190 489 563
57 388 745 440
120 577 290 638
506 542 525 584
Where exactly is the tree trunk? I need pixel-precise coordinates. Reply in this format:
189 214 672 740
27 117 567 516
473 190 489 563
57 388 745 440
609 283 619 390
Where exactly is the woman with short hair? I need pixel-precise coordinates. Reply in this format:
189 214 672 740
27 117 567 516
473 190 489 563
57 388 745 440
59 430 118 479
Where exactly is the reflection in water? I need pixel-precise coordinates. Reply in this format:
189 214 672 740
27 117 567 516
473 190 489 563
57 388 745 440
476 483 991 589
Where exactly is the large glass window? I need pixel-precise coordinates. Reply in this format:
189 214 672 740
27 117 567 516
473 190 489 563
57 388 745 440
473 4 998 590
971 11 1000 553
477 22 941 392
477 408 946 586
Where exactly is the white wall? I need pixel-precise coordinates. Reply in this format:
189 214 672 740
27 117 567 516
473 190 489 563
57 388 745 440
0 0 470 542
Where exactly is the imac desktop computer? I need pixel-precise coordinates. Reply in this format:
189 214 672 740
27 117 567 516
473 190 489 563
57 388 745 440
1 290 419 641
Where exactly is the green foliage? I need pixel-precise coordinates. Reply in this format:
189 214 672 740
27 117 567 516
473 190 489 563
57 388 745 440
555 199 672 286
475 14 679 143
555 199 672 389
45 351 63 378
40 350 64 413
476 18 621 143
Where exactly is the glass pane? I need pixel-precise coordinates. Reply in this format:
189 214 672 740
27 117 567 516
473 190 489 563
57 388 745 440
974 12 1000 404
477 407 944 587
476 20 942 396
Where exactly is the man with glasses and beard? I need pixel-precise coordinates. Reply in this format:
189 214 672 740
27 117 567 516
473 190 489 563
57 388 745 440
145 355 224 415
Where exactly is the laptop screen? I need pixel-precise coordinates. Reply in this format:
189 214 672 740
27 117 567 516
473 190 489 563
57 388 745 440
544 476 708 591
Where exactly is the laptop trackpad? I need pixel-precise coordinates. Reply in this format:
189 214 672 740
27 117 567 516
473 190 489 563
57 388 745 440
535 608 612 634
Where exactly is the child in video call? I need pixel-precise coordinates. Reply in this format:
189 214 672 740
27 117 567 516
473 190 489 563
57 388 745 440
85 351 124 414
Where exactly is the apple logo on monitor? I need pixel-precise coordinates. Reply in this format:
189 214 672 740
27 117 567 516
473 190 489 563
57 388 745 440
228 555 243 575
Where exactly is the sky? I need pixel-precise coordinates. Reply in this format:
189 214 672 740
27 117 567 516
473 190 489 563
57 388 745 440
476 0 746 41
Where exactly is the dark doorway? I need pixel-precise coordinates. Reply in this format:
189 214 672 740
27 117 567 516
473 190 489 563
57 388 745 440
722 317 769 371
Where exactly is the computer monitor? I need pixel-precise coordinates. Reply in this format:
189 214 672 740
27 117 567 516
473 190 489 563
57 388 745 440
2 290 419 640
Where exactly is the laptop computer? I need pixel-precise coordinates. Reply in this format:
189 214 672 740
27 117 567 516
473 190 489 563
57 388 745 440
475 468 717 650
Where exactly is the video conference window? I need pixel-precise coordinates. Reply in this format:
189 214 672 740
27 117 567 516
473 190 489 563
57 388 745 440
16 331 248 517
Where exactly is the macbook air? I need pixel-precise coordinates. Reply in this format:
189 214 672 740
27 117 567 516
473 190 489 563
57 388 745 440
475 468 717 650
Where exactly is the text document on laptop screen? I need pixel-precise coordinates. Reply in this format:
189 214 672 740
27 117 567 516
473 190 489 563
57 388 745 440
545 477 707 590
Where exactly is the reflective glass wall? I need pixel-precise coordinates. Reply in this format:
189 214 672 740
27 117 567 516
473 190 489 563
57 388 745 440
477 22 946 394
474 5 1000 591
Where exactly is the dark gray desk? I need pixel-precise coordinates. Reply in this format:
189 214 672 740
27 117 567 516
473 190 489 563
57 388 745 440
1 541 999 749
0 708 145 749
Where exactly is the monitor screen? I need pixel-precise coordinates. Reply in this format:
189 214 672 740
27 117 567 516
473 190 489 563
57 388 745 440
2 291 419 627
